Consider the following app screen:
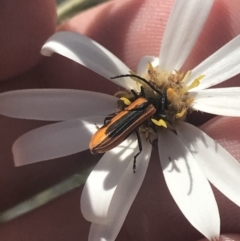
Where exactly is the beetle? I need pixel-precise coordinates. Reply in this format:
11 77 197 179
89 74 167 172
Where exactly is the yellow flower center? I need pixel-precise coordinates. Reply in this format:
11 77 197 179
114 63 204 141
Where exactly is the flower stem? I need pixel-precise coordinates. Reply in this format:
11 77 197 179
0 168 92 223
57 0 111 24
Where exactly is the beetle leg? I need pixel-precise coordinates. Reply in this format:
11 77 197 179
140 86 145 97
133 130 142 173
131 89 139 98
130 86 145 98
104 116 114 125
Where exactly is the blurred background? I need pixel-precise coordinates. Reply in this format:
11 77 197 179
0 0 110 225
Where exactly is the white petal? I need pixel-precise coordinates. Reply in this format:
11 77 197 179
0 89 117 121
13 116 104 166
85 138 151 241
177 122 240 208
188 35 240 91
159 0 214 71
191 87 240 116
158 129 220 240
137 56 159 74
41 31 136 90
81 136 138 224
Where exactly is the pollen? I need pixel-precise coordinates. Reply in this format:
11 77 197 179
151 118 167 128
176 108 187 119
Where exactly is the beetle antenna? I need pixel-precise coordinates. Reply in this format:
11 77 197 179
111 74 162 96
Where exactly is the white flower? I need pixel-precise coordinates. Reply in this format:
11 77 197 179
1 0 240 240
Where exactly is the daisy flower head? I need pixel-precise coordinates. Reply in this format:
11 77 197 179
1 0 240 240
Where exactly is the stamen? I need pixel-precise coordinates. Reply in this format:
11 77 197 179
176 108 186 119
151 118 167 128
182 71 191 83
186 75 205 91
120 97 132 106
147 62 154 72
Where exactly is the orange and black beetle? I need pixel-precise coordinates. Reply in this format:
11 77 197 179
89 74 167 172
